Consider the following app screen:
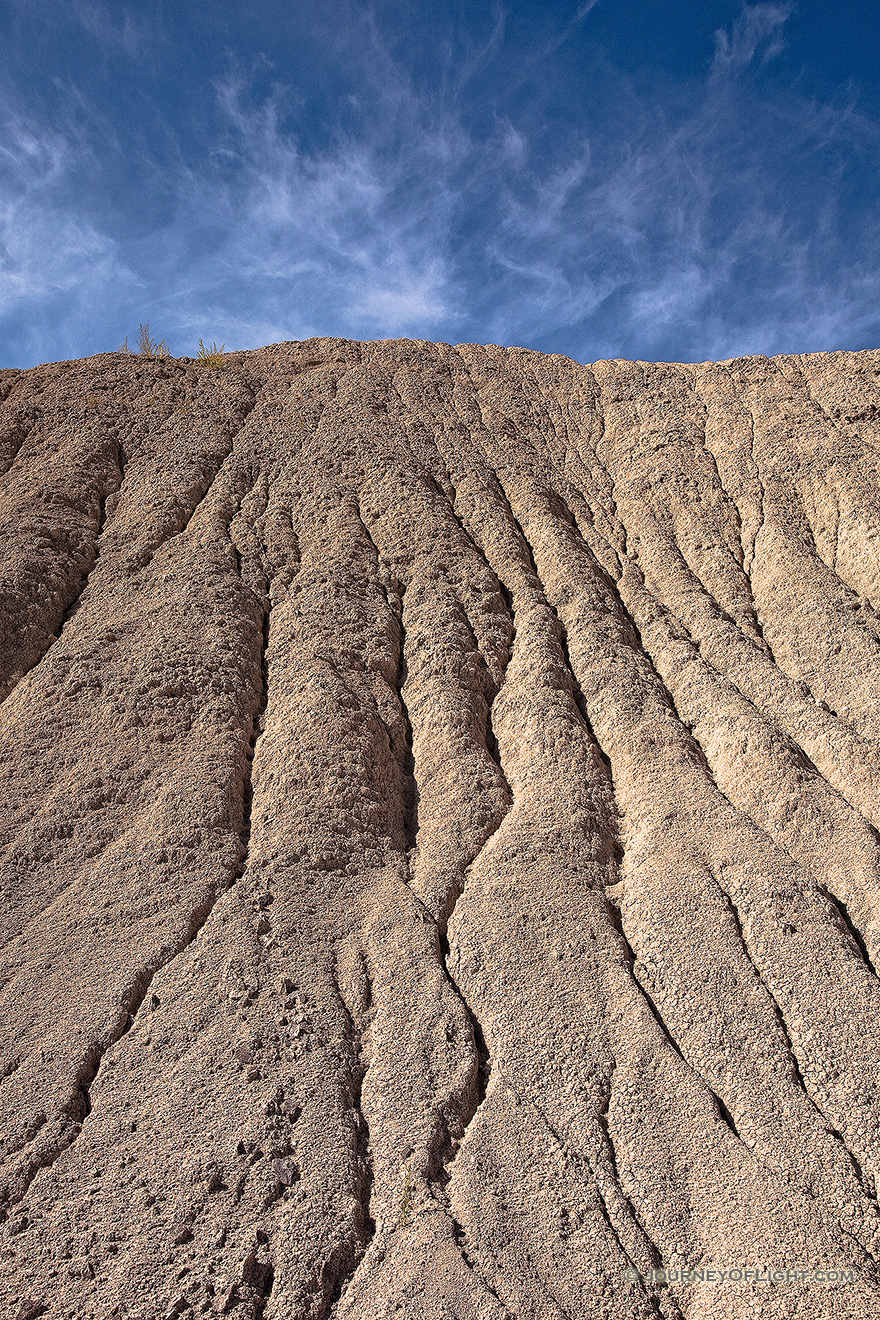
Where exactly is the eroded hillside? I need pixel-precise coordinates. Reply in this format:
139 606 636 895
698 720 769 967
1 338 880 1320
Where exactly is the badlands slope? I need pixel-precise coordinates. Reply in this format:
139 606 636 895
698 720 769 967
1 338 880 1320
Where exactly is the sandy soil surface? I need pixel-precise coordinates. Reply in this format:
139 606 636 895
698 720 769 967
1 337 880 1320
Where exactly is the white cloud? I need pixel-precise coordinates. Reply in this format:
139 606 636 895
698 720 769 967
1 1 878 366
73 2 157 57
0 101 139 359
712 2 793 75
152 72 464 343
347 263 448 327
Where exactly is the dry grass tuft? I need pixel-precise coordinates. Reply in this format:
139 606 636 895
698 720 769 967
138 323 170 358
197 339 225 369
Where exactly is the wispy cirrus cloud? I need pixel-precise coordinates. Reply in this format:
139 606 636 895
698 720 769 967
0 1 878 367
471 3 880 361
711 1 793 75
164 72 465 342
0 102 139 362
73 2 157 57
0 57 464 359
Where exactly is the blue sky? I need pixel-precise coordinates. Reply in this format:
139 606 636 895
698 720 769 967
1 1 879 368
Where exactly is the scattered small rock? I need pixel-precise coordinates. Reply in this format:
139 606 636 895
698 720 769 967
15 1301 48 1320
241 1249 274 1291
67 1258 95 1279
273 1158 298 1186
163 1294 190 1320
219 1283 237 1312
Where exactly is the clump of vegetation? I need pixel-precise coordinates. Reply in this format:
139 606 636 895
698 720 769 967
197 338 225 369
138 323 170 358
116 336 130 354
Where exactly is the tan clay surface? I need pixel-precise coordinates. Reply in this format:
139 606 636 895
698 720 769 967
1 338 880 1320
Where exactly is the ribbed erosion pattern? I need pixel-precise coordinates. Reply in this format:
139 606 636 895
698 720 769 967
1 339 880 1320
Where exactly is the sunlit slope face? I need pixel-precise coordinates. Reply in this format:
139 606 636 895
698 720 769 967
1 337 880 1319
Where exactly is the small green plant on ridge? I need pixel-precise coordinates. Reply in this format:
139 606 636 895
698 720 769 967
197 338 225 369
138 323 170 358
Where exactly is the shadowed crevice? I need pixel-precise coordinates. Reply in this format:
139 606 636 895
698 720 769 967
819 886 879 981
354 505 420 856
139 375 267 568
0 405 37 481
319 967 376 1319
0 876 234 1222
596 1082 669 1296
489 481 623 797
713 877 878 1205
0 434 124 708
0 549 279 1222
603 894 755 1158
423 466 516 818
390 585 419 856
507 1079 675 1320
438 929 491 1139
552 607 614 779
235 597 271 880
